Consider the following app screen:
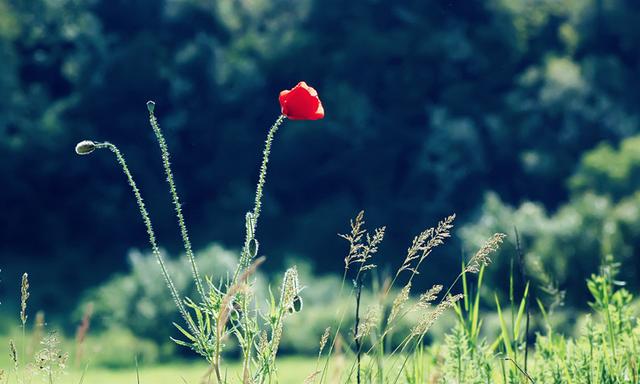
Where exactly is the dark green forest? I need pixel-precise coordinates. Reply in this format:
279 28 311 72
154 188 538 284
2 0 640 320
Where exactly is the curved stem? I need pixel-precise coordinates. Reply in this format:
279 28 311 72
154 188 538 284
95 142 196 335
148 110 205 301
252 115 286 226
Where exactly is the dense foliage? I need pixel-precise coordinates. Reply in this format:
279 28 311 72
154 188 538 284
461 134 640 306
2 0 640 316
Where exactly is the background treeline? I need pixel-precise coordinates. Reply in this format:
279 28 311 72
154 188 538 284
2 0 640 322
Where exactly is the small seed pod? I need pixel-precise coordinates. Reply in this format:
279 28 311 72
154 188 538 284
146 100 156 113
75 140 97 155
248 238 259 258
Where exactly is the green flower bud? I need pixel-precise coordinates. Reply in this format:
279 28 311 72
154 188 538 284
75 140 97 155
146 100 156 113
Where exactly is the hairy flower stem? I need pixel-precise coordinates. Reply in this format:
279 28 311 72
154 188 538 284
234 114 286 282
252 115 286 230
94 142 196 335
221 115 285 382
147 106 205 301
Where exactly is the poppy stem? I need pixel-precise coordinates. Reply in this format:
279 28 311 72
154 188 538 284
235 114 286 279
252 114 287 228
147 103 206 302
94 141 197 336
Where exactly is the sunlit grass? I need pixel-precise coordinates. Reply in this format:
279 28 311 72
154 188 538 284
65 358 317 384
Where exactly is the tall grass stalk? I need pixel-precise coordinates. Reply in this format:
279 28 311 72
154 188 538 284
514 227 531 374
382 233 505 383
346 215 457 379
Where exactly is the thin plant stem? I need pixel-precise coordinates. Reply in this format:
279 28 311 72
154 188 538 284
319 266 366 384
94 141 196 335
514 227 531 374
384 269 468 383
224 114 285 383
354 273 363 384
252 114 286 231
504 357 536 383
21 326 25 378
353 262 465 381
318 270 348 383
234 114 286 281
148 105 205 301
135 355 141 384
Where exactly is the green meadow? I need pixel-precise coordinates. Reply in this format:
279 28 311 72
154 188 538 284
3 0 640 383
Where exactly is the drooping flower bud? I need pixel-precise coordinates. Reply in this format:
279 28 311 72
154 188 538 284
75 140 97 155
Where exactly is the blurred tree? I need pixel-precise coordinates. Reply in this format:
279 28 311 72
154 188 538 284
462 134 640 306
1 0 640 316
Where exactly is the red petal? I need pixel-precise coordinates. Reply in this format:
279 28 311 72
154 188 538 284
298 82 318 97
313 102 325 119
279 82 324 120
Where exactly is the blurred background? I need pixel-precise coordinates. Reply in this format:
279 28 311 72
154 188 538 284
2 0 640 364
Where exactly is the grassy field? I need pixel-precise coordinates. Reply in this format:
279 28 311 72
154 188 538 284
14 358 320 384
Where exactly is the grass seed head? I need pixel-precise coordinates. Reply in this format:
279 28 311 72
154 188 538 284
319 327 331 357
411 293 463 337
356 305 381 340
465 233 507 274
9 339 18 369
20 273 29 326
388 282 412 325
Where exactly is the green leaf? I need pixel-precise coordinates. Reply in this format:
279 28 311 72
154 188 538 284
495 293 513 358
471 266 484 342
173 322 196 342
462 261 469 312
170 337 192 348
514 282 529 341
205 311 211 335
194 305 204 330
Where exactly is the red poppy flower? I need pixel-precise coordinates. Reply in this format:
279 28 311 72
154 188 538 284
279 82 325 120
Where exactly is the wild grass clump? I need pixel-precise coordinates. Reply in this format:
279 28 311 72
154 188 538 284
412 251 640 384
2 272 79 384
